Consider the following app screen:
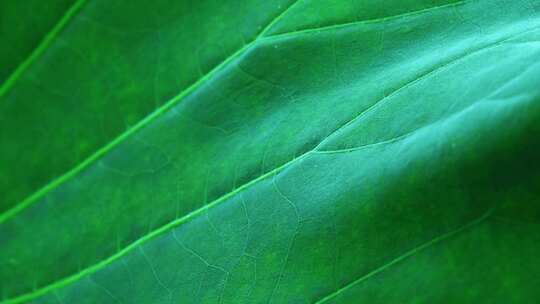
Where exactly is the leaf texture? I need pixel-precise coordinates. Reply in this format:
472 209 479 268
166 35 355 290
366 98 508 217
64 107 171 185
1 0 540 303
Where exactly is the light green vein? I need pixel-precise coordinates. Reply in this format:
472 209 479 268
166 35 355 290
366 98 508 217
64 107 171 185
0 0 87 98
268 0 467 40
314 208 495 304
0 43 249 224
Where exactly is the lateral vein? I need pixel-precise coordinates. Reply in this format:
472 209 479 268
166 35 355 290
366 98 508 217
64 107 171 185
267 0 467 40
313 208 495 304
0 0 87 97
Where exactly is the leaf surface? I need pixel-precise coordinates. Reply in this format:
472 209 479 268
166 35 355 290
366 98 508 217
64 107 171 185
1 0 540 303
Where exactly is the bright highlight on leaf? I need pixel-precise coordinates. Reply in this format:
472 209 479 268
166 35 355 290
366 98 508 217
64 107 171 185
1 0 540 303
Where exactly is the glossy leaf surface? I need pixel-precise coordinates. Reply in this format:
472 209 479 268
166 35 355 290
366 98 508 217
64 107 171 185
1 0 540 303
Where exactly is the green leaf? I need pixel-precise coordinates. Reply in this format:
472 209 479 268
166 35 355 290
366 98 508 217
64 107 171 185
1 0 540 303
